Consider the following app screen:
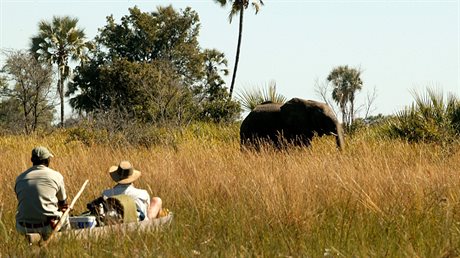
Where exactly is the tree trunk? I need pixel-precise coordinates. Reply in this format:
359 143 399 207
31 88 39 133
349 93 355 125
58 73 65 127
22 98 29 135
60 85 64 127
341 105 346 128
229 8 244 99
32 101 38 133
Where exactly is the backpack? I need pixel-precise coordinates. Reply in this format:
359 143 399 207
87 194 138 226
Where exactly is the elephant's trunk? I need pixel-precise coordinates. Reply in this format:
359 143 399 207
335 124 345 150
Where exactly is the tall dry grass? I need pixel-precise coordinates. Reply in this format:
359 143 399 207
0 127 459 256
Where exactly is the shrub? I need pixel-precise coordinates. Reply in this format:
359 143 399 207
63 111 239 149
381 88 460 144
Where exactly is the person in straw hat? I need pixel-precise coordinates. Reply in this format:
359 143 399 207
15 146 70 240
102 160 163 220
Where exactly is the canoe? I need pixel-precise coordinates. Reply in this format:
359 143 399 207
25 212 173 245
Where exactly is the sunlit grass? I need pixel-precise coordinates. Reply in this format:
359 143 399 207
0 126 459 256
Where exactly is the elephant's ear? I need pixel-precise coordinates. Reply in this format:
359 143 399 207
281 98 337 128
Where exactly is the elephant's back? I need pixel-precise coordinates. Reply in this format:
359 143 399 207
241 103 282 128
283 98 339 123
252 102 283 112
240 103 283 138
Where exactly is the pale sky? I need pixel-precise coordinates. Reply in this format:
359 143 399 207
1 0 459 117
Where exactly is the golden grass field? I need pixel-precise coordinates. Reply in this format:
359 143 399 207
0 124 459 257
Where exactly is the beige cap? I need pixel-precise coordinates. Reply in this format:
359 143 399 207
31 146 54 160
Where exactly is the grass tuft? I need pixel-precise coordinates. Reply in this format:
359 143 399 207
1 125 459 256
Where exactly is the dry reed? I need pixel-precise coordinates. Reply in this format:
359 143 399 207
0 130 459 256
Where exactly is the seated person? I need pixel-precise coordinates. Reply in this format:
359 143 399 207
15 146 69 240
102 161 162 221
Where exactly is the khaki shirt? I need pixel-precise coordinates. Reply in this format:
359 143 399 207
15 165 67 224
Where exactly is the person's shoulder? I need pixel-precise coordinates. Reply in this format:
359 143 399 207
16 167 31 178
128 185 148 195
17 166 36 175
101 189 109 197
15 169 30 183
102 188 114 197
42 166 64 179
45 166 61 174
130 185 147 192
16 166 43 182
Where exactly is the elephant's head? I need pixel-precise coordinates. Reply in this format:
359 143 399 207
280 98 345 150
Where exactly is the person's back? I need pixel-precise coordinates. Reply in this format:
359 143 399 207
102 183 150 220
102 161 162 221
16 165 66 223
14 146 68 240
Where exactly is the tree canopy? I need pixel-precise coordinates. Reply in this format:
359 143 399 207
327 65 363 128
1 50 55 133
30 16 91 126
68 5 240 125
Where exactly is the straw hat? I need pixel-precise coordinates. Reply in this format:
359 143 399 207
108 161 141 184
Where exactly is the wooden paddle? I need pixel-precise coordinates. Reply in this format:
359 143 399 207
41 179 89 247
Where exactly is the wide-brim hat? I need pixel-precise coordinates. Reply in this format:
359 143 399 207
108 161 141 184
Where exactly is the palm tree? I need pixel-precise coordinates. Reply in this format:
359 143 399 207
327 65 363 127
214 0 264 99
30 16 91 126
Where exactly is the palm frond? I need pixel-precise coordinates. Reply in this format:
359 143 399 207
386 87 460 143
214 0 228 7
237 88 263 111
252 0 264 14
236 81 286 112
261 81 286 104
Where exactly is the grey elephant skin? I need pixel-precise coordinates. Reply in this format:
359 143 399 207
240 98 345 150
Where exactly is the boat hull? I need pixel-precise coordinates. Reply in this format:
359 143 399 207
25 213 173 245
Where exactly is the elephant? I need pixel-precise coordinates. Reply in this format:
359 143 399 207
240 98 345 150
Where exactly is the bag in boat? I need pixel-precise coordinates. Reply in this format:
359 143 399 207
86 194 138 226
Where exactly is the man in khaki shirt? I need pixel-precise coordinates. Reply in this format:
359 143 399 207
15 146 69 240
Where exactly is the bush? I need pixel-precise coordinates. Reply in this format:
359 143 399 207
197 98 241 123
381 88 460 144
63 111 240 149
64 118 180 149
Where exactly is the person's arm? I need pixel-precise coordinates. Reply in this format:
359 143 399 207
56 173 68 211
58 198 69 212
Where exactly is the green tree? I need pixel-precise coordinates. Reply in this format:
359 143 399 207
66 54 106 113
96 6 203 86
1 50 54 133
70 58 193 124
327 65 363 128
68 5 240 124
30 16 91 127
0 98 23 133
214 0 264 98
197 49 240 122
